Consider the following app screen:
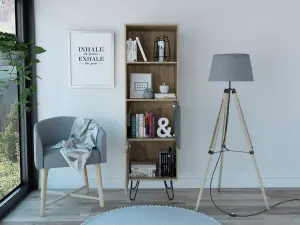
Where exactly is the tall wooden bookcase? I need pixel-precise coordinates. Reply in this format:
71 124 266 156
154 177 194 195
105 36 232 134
124 24 180 200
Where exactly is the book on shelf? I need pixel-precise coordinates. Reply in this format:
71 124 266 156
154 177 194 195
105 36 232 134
129 161 156 178
158 147 176 177
130 161 156 178
127 113 131 138
128 112 155 138
126 38 137 62
136 37 147 62
129 149 176 178
154 93 176 99
126 37 147 62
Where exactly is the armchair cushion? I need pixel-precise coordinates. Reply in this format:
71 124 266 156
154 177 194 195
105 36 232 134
43 146 101 169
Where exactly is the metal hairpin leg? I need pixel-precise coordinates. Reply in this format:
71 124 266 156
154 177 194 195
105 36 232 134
129 180 140 201
164 180 174 200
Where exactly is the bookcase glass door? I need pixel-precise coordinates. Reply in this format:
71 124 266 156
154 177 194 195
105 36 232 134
174 103 181 148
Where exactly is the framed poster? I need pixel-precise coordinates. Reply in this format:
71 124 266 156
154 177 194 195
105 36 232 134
68 31 114 88
130 73 152 98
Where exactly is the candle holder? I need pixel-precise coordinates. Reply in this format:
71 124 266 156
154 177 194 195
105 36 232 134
153 35 170 62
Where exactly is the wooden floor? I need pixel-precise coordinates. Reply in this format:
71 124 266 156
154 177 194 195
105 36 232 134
2 188 300 224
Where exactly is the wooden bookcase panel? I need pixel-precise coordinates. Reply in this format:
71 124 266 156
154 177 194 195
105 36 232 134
127 101 175 138
124 24 179 187
127 64 177 98
126 29 177 62
128 141 177 178
126 25 177 32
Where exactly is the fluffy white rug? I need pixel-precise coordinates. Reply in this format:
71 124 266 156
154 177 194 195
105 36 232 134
82 205 221 225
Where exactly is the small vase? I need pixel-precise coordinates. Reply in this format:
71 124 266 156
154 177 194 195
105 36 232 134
143 92 154 99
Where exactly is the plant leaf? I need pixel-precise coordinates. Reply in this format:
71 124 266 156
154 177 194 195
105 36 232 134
30 85 38 92
32 58 40 63
17 42 28 50
9 61 18 67
34 46 46 54
16 64 23 71
3 41 15 47
0 48 9 53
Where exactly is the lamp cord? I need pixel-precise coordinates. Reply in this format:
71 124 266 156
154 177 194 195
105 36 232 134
209 149 300 217
209 87 300 217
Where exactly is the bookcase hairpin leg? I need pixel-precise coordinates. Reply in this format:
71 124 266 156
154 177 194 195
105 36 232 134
129 180 175 201
164 180 174 200
129 180 140 200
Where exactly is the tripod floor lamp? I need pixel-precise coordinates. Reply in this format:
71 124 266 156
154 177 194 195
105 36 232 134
195 54 270 211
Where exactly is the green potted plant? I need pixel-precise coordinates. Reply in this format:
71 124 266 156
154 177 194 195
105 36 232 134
0 31 46 112
143 88 154 99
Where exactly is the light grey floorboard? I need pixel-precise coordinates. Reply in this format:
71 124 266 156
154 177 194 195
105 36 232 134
1 188 300 224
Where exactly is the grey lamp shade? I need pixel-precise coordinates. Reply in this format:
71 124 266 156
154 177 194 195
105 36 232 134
209 54 254 82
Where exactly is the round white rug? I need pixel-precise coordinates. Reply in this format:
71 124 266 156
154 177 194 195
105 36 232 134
82 205 221 225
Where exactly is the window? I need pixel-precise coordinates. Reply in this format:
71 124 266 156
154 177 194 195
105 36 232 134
0 0 37 219
0 0 21 203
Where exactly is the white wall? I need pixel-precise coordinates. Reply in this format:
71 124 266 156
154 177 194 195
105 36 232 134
35 0 300 189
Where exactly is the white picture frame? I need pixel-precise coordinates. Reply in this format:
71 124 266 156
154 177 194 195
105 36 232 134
130 73 152 98
68 31 114 88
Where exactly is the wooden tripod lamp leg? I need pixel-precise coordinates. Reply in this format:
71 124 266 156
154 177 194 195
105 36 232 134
218 93 229 192
195 93 227 211
218 149 225 192
195 154 213 211
232 91 270 210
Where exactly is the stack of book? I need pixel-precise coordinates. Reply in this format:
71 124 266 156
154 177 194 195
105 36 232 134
129 161 156 178
126 37 147 62
158 147 176 177
126 38 137 62
155 93 176 99
127 112 156 138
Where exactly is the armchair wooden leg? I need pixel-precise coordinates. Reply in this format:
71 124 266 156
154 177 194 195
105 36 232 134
83 165 89 193
41 168 49 217
95 164 104 207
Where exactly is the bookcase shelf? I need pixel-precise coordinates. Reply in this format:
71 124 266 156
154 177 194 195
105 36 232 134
129 177 178 181
127 137 175 142
126 61 177 65
124 24 180 200
126 99 177 102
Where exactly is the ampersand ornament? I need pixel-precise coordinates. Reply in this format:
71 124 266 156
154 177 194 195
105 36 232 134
157 117 172 138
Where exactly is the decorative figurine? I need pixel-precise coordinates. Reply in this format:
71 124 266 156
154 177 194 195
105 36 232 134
157 117 172 138
153 35 170 62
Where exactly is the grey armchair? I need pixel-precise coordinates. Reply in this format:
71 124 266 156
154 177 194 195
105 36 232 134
34 116 107 216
